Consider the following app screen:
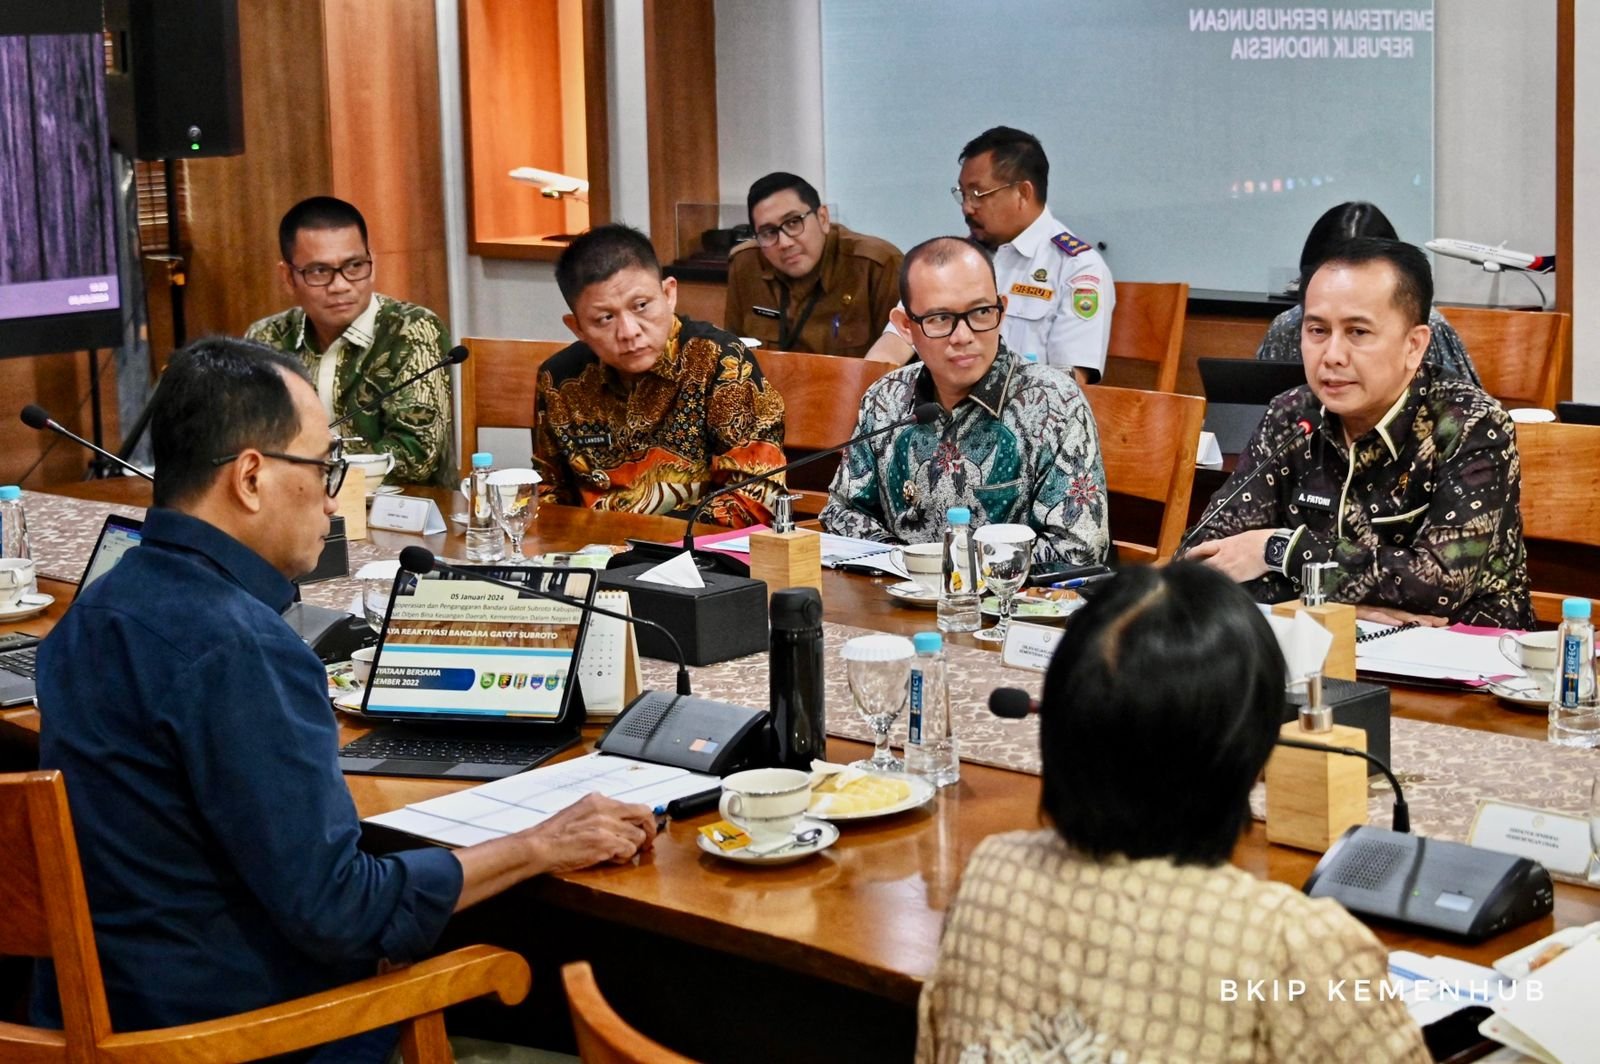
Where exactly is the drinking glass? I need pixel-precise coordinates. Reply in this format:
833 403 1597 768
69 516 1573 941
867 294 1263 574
487 469 541 563
972 524 1036 644
842 634 915 772
361 577 392 634
1589 776 1600 882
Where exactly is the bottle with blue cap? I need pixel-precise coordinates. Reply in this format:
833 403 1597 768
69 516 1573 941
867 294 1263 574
1550 597 1599 747
0 485 37 595
904 631 959 785
938 506 981 632
464 453 505 562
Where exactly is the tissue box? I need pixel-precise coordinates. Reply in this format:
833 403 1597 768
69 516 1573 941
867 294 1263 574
1283 678 1391 774
598 563 767 665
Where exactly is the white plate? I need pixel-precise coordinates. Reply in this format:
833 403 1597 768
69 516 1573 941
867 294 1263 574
697 817 838 865
0 593 54 621
365 485 404 500
980 588 1084 624
1482 679 1552 714
885 580 940 607
807 771 937 822
332 690 368 715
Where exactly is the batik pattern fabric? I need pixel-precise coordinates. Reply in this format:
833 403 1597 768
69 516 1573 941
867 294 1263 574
245 294 453 484
820 343 1109 567
1186 363 1533 627
915 831 1431 1064
532 316 786 527
1255 303 1481 387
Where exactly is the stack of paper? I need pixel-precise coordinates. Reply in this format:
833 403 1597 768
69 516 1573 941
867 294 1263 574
1479 937 1600 1063
1356 625 1519 685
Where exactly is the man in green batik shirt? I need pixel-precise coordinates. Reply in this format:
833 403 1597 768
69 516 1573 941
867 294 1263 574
245 196 453 485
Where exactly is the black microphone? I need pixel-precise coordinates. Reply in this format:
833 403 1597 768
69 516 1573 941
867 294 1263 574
679 401 944 552
1174 414 1318 559
987 687 1036 719
328 345 469 433
1276 736 1410 833
20 405 155 482
396 546 693 696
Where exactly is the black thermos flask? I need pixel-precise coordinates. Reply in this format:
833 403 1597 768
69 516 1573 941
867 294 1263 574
769 587 825 769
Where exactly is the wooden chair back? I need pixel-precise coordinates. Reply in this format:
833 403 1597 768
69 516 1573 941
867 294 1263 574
1101 281 1189 393
0 769 532 1063
1511 420 1600 623
458 336 567 464
1082 385 1206 563
562 961 697 1064
1445 307 1570 410
752 350 894 515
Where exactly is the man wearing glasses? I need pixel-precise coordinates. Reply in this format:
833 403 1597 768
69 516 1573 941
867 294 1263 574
822 237 1109 566
34 338 656 1059
723 172 903 356
866 127 1115 385
246 196 453 485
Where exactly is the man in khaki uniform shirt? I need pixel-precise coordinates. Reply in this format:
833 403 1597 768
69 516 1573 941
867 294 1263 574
723 172 902 357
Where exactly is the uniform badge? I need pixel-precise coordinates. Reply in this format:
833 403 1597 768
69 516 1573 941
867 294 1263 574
1009 281 1054 301
1051 231 1093 258
841 293 854 305
1032 268 1048 282
752 305 781 319
1071 286 1099 320
902 480 920 506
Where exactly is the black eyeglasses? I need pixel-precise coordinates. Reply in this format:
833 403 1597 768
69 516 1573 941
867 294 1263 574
904 303 1004 339
288 257 373 287
753 210 815 247
211 439 349 497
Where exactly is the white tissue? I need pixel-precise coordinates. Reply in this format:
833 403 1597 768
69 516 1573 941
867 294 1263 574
1266 610 1335 685
638 551 706 589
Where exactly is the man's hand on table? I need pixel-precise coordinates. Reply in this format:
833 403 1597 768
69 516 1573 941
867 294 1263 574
1186 529 1274 583
1354 606 1449 628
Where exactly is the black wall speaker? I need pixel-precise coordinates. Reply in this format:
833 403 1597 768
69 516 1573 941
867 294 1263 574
104 0 244 160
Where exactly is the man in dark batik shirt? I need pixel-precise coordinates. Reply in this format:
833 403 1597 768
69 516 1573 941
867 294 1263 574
1185 238 1532 629
534 224 786 527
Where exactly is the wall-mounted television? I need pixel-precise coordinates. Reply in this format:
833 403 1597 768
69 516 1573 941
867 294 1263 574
0 1 124 358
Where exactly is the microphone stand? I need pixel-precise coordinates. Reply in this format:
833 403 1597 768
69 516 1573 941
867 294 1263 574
329 345 468 433
398 548 692 696
1275 736 1410 833
20 406 154 482
1174 417 1316 559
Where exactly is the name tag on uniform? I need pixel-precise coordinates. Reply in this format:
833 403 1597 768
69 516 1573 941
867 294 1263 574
751 305 781 319
1293 488 1336 512
573 432 612 448
1009 282 1054 301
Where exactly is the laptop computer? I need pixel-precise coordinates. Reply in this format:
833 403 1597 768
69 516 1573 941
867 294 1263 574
339 564 597 780
1198 358 1308 454
0 512 144 707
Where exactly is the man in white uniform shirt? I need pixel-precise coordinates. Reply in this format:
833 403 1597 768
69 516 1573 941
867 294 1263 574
867 126 1115 384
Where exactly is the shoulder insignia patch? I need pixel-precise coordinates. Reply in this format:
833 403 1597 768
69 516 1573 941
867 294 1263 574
1051 232 1093 258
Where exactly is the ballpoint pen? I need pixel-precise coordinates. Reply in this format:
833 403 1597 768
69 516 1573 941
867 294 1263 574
1049 572 1117 590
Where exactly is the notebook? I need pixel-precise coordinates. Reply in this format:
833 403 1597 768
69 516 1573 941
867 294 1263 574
1197 358 1308 454
339 564 597 780
0 512 144 707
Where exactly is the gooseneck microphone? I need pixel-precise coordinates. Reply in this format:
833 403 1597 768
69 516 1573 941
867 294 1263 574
988 687 1035 719
328 345 469 433
396 546 692 696
20 405 155 482
679 401 945 552
1173 414 1318 559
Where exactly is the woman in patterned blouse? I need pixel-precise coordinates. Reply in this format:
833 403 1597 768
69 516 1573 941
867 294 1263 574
918 564 1429 1063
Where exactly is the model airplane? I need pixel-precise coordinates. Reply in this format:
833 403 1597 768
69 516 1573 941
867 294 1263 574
1426 238 1555 274
509 166 590 202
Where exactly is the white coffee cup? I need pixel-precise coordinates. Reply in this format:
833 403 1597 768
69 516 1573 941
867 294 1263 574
1500 630 1559 691
350 646 377 686
717 767 811 845
0 558 36 608
347 451 395 493
892 542 944 593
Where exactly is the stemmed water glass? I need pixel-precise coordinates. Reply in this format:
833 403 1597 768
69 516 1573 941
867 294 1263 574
361 577 392 635
487 469 541 563
1588 776 1599 883
843 634 915 773
972 524 1036 644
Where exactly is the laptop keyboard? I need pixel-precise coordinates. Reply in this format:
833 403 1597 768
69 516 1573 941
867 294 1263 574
0 647 37 679
339 733 565 767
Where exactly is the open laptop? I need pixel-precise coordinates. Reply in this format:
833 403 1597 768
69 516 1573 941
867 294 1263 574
1198 358 1308 454
0 512 144 707
339 564 596 780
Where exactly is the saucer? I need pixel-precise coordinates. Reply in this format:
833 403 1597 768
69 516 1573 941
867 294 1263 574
1482 679 1552 713
885 580 940 608
0 593 53 621
980 587 1084 624
332 689 368 715
365 485 404 501
696 817 838 865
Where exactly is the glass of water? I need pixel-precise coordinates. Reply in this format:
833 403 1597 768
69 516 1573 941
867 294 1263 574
842 634 915 773
487 469 541 563
361 577 392 634
972 524 1036 644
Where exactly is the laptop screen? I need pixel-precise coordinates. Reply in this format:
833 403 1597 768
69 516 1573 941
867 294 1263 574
361 566 595 725
80 513 143 589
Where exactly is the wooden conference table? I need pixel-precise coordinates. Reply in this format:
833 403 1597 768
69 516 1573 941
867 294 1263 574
6 479 1599 1061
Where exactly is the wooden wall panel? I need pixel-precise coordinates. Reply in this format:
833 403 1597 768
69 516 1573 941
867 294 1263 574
324 0 449 324
642 0 718 265
177 0 332 345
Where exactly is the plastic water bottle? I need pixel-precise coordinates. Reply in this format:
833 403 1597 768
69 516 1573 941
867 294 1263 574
938 506 980 632
1550 597 1599 747
0 486 37 594
465 452 505 563
904 631 959 785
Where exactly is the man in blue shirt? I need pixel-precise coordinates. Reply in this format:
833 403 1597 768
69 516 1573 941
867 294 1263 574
33 338 656 1058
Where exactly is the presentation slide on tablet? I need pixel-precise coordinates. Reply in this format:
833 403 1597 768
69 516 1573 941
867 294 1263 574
365 569 593 721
